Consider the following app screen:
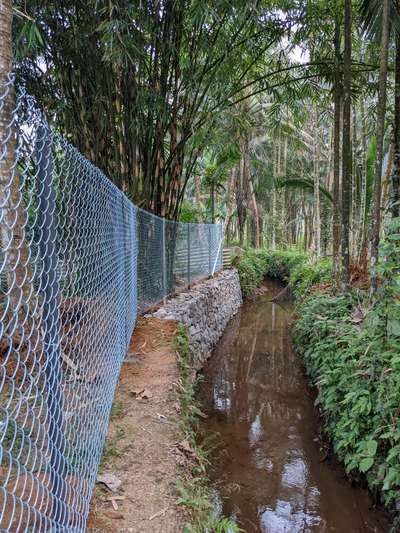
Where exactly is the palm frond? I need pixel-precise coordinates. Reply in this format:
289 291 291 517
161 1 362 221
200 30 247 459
359 0 400 40
277 177 333 203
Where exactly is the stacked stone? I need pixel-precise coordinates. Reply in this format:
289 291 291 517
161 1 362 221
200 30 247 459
149 269 242 368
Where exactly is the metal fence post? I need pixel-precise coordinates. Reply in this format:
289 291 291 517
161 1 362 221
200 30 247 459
187 224 191 288
211 224 224 277
36 125 66 523
162 217 167 303
122 196 128 351
208 226 212 278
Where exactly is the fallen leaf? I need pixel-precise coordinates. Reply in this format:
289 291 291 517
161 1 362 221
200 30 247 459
140 389 153 400
110 499 119 511
351 308 364 325
97 473 122 492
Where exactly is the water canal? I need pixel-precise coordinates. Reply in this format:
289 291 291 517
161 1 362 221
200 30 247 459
199 280 390 532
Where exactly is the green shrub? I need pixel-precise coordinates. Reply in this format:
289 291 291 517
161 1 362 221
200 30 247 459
233 249 269 296
292 293 400 506
289 257 332 300
234 248 322 298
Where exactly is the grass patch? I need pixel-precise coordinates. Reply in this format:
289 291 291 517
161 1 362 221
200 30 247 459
110 400 124 420
174 325 242 533
99 427 125 470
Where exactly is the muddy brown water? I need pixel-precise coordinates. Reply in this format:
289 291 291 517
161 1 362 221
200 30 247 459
199 280 391 533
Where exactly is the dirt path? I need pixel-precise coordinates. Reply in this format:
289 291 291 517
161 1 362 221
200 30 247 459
87 317 184 533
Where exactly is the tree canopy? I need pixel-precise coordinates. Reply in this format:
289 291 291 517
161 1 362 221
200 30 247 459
6 0 400 283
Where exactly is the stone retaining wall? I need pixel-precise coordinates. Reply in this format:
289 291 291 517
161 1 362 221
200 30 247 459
149 269 242 368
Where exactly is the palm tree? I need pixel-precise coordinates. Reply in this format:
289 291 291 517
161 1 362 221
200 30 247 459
332 13 342 281
370 0 391 292
313 109 321 257
392 30 400 218
341 0 352 287
0 0 13 195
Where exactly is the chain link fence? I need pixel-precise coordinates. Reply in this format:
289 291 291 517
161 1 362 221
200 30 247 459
0 78 223 532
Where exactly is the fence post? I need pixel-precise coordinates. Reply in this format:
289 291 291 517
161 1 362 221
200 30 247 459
162 217 167 304
122 196 128 351
208 226 212 278
187 224 191 288
36 125 66 523
211 224 224 277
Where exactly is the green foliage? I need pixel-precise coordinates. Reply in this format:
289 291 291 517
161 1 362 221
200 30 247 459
290 258 332 299
100 428 125 470
372 217 400 295
277 177 333 203
292 221 400 507
234 248 325 298
292 290 400 506
180 200 201 223
14 0 296 218
110 400 124 420
233 249 270 296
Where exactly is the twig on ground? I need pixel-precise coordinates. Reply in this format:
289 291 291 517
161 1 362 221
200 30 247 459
149 507 169 521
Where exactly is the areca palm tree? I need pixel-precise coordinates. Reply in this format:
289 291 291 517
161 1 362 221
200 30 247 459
368 0 391 291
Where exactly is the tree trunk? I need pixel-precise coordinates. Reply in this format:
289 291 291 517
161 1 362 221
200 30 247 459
194 174 203 223
0 1 23 311
341 0 352 288
249 175 260 248
370 0 391 292
272 143 278 249
210 180 215 224
224 169 235 238
235 159 246 246
392 34 400 219
351 105 358 258
313 109 321 257
332 16 342 282
271 188 276 249
358 99 370 268
382 143 394 216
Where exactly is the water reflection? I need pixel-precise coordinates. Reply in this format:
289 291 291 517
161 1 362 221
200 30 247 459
200 280 390 533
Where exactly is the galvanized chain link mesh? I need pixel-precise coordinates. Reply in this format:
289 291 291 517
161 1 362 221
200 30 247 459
0 77 223 532
137 211 223 313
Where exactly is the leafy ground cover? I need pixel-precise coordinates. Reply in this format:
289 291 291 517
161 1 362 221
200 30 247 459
234 228 400 515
